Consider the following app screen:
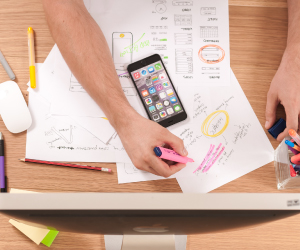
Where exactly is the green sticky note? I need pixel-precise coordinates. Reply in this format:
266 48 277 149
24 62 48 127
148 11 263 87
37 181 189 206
41 229 59 247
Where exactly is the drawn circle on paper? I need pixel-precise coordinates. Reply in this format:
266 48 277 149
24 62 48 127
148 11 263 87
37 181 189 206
201 110 229 137
198 44 225 64
156 4 167 14
120 33 125 38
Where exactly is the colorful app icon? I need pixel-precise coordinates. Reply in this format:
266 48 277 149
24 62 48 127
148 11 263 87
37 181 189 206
145 98 152 105
163 100 170 106
156 103 163 110
167 107 174 115
141 90 149 97
145 76 152 86
159 92 166 99
148 66 155 73
153 114 160 121
149 87 156 94
170 96 177 104
174 104 181 112
155 63 162 70
163 81 170 88
149 106 156 113
155 84 163 91
152 75 159 84
166 89 174 96
159 73 167 80
141 69 147 76
152 95 159 102
159 111 167 118
133 72 141 79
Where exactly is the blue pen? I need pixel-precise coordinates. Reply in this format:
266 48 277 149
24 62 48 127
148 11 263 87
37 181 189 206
285 140 300 152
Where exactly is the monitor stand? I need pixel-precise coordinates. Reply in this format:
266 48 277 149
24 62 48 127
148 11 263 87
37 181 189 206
105 235 187 250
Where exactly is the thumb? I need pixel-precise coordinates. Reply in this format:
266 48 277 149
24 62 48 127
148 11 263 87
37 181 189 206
163 132 188 156
265 92 279 129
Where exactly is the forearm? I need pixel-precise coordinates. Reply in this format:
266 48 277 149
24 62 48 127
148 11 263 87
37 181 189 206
42 0 136 129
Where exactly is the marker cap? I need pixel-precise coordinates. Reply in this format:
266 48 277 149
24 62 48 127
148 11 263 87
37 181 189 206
154 147 162 157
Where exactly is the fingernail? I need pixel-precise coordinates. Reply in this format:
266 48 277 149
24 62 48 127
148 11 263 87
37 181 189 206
265 121 269 129
182 147 188 156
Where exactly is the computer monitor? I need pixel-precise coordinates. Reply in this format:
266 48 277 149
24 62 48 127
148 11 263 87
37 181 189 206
1 193 300 250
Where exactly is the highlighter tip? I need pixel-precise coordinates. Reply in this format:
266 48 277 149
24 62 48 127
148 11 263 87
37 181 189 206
289 129 296 136
28 27 34 34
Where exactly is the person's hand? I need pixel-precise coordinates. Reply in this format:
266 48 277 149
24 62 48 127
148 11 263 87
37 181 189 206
265 47 300 141
116 111 188 177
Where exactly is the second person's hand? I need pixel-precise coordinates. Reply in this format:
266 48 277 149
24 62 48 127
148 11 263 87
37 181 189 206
265 47 300 141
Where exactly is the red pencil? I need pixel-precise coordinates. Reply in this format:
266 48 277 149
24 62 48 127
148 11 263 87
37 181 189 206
19 158 112 173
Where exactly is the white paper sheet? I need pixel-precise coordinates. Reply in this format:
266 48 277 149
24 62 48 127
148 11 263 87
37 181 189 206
70 116 115 145
115 70 273 187
174 70 274 193
27 49 116 145
89 0 230 86
51 0 230 117
26 94 116 162
116 162 170 184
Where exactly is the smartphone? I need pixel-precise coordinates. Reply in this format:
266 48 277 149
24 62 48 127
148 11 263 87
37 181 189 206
112 32 133 71
127 54 187 128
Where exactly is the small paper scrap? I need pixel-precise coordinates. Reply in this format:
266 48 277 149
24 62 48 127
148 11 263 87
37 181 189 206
9 188 59 247
9 219 59 247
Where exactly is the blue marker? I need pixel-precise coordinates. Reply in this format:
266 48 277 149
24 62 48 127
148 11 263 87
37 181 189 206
285 140 300 153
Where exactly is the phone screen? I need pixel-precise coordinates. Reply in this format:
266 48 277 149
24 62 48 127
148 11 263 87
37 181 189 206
131 60 184 123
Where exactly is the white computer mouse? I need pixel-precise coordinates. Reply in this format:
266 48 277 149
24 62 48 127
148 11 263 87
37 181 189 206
0 81 32 133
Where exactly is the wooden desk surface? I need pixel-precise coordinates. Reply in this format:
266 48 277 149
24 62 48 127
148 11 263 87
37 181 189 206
0 0 297 249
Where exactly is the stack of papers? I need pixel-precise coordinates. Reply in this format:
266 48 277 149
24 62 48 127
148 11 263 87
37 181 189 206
25 0 274 193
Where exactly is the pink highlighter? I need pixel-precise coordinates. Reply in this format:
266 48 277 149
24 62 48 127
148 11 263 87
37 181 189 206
154 147 194 164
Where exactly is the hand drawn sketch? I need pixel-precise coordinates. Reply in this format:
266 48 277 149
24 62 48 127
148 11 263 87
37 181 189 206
69 73 86 93
173 1 193 6
175 70 274 193
112 32 133 71
174 15 192 26
156 3 167 13
200 7 216 15
201 110 229 138
200 26 218 38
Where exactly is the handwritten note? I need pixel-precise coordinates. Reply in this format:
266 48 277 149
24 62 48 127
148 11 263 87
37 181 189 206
174 70 274 193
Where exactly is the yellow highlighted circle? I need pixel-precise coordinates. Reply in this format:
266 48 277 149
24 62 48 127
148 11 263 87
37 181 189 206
201 110 229 137
120 34 125 38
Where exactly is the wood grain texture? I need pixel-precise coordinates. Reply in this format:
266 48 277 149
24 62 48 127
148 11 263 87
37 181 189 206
0 0 299 249
229 0 287 8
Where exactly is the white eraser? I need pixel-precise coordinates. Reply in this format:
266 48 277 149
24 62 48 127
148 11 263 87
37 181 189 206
0 81 32 133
